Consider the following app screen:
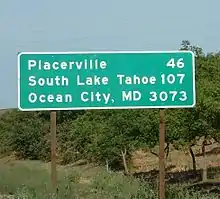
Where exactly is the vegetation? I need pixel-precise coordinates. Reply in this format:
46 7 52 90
0 158 219 199
0 40 220 198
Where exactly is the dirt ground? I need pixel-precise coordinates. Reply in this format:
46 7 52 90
131 142 220 174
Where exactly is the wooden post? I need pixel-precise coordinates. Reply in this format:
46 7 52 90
202 139 207 182
159 109 165 199
50 111 57 191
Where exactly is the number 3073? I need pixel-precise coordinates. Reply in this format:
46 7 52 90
149 91 187 102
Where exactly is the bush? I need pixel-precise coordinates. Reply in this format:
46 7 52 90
0 110 50 160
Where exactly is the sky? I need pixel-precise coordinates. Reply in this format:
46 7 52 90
0 0 219 109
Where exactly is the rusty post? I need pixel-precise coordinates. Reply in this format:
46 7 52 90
50 111 57 191
159 109 165 199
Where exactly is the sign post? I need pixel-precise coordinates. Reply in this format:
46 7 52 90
159 109 165 199
50 111 57 192
18 50 195 198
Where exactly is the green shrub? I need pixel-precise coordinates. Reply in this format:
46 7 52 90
0 110 50 160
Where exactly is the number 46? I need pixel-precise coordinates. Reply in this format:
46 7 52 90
166 58 184 68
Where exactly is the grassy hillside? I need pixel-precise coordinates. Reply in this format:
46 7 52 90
0 157 219 199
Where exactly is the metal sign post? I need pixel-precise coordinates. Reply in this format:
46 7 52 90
159 109 165 199
50 111 57 191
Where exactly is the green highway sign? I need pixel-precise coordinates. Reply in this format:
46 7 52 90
17 51 195 111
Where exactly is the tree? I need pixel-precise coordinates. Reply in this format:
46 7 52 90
166 45 220 177
104 109 158 174
180 40 204 57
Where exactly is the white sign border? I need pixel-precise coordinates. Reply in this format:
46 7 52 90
17 50 196 111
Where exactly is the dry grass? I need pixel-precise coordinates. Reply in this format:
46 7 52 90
131 142 220 173
1 152 220 198
0 157 219 198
